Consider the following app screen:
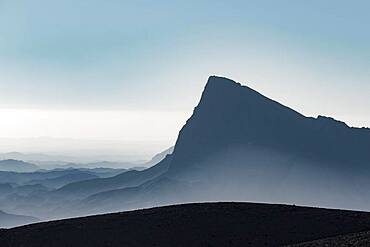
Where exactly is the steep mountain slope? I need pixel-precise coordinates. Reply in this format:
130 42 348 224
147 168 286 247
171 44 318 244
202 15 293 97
169 76 370 175
2 202 370 246
0 210 38 228
82 76 370 212
0 159 39 172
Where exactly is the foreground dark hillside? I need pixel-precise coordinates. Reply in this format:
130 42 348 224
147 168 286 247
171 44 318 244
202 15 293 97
291 230 370 246
2 202 370 247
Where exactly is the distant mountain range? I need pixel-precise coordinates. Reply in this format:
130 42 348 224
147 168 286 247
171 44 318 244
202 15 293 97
0 147 174 221
0 147 173 170
56 153 172 199
0 167 124 187
0 159 39 172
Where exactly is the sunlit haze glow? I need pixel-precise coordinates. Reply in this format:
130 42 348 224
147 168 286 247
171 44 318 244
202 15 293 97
0 109 190 159
0 1 369 158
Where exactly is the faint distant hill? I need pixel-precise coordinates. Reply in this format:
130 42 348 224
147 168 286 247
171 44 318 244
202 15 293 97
35 147 173 170
0 152 51 161
0 167 124 189
0 159 39 172
55 161 138 170
0 152 144 169
0 210 38 228
56 153 172 198
55 147 173 199
25 172 99 189
144 146 174 167
0 152 74 164
0 146 173 170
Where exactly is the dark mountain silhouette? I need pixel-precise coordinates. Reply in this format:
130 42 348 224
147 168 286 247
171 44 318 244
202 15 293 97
0 152 142 169
2 202 370 246
75 76 370 213
0 210 38 228
168 76 370 175
0 159 39 172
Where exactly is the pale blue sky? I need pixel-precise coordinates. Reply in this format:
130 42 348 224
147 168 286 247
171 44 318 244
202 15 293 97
0 0 369 152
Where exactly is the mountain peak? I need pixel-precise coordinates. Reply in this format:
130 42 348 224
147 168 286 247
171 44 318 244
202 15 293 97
194 76 302 122
206 75 241 87
196 76 269 113
201 75 290 110
203 76 252 96
169 76 370 176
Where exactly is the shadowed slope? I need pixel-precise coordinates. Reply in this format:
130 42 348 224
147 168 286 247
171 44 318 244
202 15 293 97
168 76 370 175
2 202 370 246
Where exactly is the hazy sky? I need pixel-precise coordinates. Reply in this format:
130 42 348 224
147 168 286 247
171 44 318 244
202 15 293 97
0 0 369 156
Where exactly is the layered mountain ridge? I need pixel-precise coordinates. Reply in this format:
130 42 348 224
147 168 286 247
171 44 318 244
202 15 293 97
68 76 370 214
0 159 39 173
3 76 370 221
